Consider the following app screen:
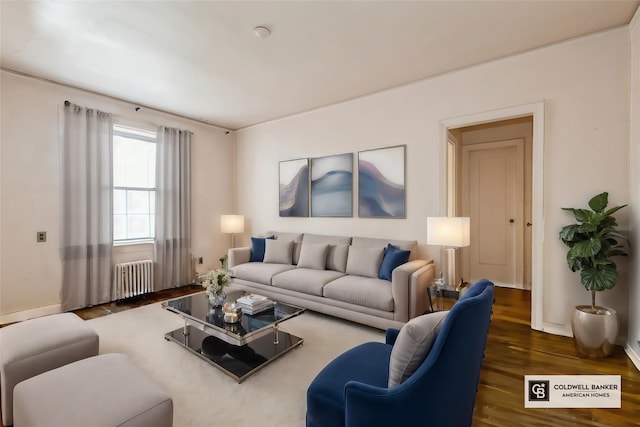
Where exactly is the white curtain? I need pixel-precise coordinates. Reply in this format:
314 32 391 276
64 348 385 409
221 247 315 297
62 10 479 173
155 126 192 290
59 102 113 311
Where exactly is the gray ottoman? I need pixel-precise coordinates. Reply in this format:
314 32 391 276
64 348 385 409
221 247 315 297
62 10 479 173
0 312 99 426
13 353 173 427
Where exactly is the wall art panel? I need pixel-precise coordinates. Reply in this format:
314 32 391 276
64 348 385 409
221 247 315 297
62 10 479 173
311 153 353 217
279 158 309 217
358 145 406 218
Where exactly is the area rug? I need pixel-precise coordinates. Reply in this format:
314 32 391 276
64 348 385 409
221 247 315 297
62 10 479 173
87 302 383 427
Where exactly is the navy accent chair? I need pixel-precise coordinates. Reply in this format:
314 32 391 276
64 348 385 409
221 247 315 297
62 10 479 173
306 279 495 427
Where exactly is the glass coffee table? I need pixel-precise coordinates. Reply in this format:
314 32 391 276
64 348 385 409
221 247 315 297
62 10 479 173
161 291 305 383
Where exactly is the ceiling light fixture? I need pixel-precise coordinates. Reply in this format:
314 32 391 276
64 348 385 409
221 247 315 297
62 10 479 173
252 26 271 39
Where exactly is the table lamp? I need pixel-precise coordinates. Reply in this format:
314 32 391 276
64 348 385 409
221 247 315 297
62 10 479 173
427 217 470 288
220 214 244 248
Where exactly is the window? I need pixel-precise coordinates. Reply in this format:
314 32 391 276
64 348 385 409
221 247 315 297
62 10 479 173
113 125 156 243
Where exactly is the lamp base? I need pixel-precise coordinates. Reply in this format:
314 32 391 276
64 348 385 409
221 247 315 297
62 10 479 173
440 246 461 289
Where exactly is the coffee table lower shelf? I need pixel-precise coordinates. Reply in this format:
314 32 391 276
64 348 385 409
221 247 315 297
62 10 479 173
164 326 303 383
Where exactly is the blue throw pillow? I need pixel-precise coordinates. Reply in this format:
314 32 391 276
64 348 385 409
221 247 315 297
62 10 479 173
379 243 410 281
250 236 274 262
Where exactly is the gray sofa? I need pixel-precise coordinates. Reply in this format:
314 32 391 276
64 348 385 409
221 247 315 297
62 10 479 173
227 232 435 330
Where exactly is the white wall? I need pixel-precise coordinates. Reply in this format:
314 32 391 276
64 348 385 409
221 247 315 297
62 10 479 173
235 29 632 339
0 71 234 319
627 8 640 367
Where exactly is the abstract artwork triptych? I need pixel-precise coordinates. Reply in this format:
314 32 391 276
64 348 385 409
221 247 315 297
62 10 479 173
279 145 405 218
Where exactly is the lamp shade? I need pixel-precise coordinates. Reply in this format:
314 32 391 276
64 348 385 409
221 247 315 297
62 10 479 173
220 215 245 234
427 217 470 247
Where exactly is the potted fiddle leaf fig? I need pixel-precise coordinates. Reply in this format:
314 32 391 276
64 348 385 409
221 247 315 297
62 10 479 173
559 192 629 357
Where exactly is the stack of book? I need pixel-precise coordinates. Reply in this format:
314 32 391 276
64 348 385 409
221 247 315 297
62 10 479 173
236 294 273 315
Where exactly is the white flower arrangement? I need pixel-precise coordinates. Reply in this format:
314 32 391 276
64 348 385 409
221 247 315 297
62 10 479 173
201 268 230 296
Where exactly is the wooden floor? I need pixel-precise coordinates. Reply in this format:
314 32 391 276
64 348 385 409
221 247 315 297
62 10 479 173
72 284 202 320
3 285 639 426
475 287 640 427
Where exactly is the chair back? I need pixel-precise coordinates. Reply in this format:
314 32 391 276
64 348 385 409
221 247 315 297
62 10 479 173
392 279 495 426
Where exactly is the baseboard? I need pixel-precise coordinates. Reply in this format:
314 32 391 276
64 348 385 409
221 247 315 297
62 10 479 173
535 322 572 338
0 304 62 325
624 343 640 372
535 322 631 348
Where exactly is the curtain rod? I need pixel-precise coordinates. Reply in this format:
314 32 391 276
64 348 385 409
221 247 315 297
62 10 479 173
1 68 231 132
64 100 196 135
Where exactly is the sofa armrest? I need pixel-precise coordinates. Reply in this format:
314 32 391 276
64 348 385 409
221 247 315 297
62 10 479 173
408 262 435 319
391 260 434 322
228 247 251 270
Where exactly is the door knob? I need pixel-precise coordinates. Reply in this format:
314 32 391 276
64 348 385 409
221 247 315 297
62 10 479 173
509 219 514 223
527 222 532 227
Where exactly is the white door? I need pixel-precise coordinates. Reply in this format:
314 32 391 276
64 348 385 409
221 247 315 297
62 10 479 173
461 139 524 288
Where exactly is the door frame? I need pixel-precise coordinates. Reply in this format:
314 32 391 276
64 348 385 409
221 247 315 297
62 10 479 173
439 101 545 331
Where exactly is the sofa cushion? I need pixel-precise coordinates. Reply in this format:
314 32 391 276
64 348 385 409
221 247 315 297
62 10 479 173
323 275 394 312
267 232 303 264
263 239 293 264
345 246 385 278
388 310 449 387
379 244 411 281
351 236 418 261
231 262 295 286
297 243 329 270
326 244 349 273
273 268 345 296
249 236 274 262
292 241 302 265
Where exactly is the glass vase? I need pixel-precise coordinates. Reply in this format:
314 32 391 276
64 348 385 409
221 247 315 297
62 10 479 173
208 291 226 308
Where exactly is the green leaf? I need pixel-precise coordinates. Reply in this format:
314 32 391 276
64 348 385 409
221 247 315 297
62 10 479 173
598 216 617 229
574 209 592 223
577 221 597 234
566 256 580 272
580 265 618 291
591 258 614 267
568 238 601 258
561 208 589 222
588 192 609 213
608 249 628 257
559 224 579 243
604 204 627 217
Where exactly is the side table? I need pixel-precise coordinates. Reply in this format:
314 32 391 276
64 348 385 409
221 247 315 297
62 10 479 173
428 285 460 312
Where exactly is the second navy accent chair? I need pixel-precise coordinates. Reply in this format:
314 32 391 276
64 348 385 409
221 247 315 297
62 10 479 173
306 279 495 427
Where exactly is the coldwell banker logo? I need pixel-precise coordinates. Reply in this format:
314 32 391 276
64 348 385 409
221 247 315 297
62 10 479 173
528 380 549 401
524 375 621 408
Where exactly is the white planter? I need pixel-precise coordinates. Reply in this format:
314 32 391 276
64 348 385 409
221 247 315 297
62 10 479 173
570 305 618 358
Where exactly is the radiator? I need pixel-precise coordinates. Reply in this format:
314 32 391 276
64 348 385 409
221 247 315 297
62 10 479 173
113 260 154 299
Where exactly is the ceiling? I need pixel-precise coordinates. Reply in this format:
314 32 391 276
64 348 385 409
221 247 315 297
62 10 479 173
1 1 638 130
